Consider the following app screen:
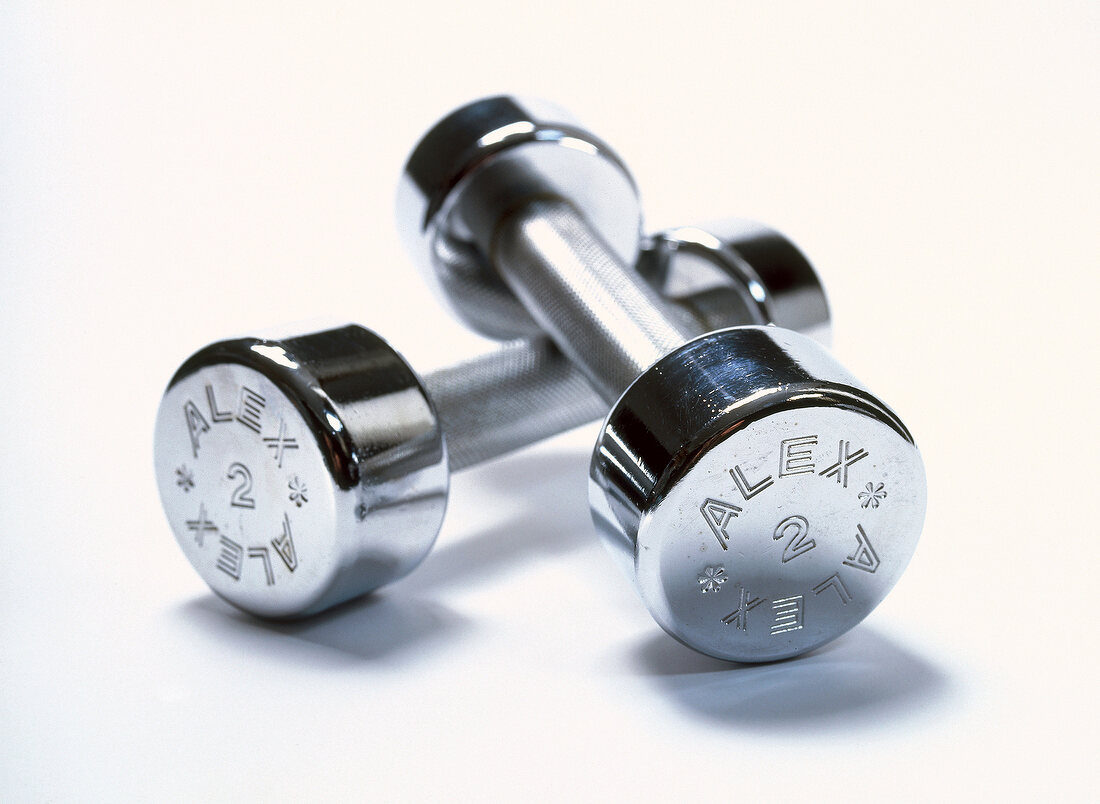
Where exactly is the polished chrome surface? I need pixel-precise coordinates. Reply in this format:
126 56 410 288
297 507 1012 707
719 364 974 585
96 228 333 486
394 95 831 351
396 95 642 340
423 337 602 473
494 199 698 401
639 220 831 347
590 326 925 662
405 96 925 661
424 215 832 472
154 325 448 618
154 221 830 618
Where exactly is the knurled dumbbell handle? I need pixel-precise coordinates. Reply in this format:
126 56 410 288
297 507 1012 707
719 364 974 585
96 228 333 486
494 199 702 401
423 337 603 472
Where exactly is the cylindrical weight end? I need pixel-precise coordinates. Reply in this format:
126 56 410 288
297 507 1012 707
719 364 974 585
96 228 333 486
590 326 925 662
396 95 642 340
639 220 832 346
153 325 448 618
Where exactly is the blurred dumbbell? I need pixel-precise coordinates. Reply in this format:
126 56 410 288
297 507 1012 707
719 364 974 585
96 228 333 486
397 96 926 662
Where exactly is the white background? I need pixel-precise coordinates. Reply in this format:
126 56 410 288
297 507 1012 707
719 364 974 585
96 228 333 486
2 2 1097 801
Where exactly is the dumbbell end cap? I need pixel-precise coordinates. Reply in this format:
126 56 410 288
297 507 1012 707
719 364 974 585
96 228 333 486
153 324 448 618
590 326 925 662
641 220 832 346
396 95 642 340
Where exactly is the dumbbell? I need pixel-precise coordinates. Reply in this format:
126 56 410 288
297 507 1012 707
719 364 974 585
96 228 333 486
397 96 926 662
153 221 829 618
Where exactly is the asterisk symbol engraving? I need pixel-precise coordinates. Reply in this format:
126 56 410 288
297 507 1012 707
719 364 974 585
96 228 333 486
858 482 888 509
176 465 195 492
698 565 728 594
288 475 309 507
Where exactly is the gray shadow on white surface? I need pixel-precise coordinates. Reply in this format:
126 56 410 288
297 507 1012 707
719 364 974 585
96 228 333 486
634 625 950 730
171 448 590 664
408 449 594 590
178 591 471 665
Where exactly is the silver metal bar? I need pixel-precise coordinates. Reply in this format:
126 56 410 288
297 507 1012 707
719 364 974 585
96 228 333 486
494 199 700 402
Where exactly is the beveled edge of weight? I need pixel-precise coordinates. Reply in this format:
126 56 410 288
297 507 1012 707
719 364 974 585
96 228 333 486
168 330 360 493
395 95 642 340
158 324 450 618
590 325 914 557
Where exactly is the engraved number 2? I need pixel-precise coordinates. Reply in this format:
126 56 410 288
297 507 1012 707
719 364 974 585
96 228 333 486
227 462 256 509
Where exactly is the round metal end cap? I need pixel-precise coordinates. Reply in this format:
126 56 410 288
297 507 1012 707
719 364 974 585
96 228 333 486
638 220 832 346
590 326 925 662
153 325 448 618
396 95 642 340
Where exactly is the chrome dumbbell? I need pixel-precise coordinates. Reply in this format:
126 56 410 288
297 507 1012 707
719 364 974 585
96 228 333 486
398 96 926 662
153 223 828 618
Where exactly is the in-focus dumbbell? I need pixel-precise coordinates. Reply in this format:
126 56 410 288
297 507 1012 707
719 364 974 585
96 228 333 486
153 222 828 618
397 96 926 662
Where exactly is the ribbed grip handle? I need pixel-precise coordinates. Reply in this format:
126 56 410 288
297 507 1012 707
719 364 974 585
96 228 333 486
423 338 604 472
493 200 701 402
